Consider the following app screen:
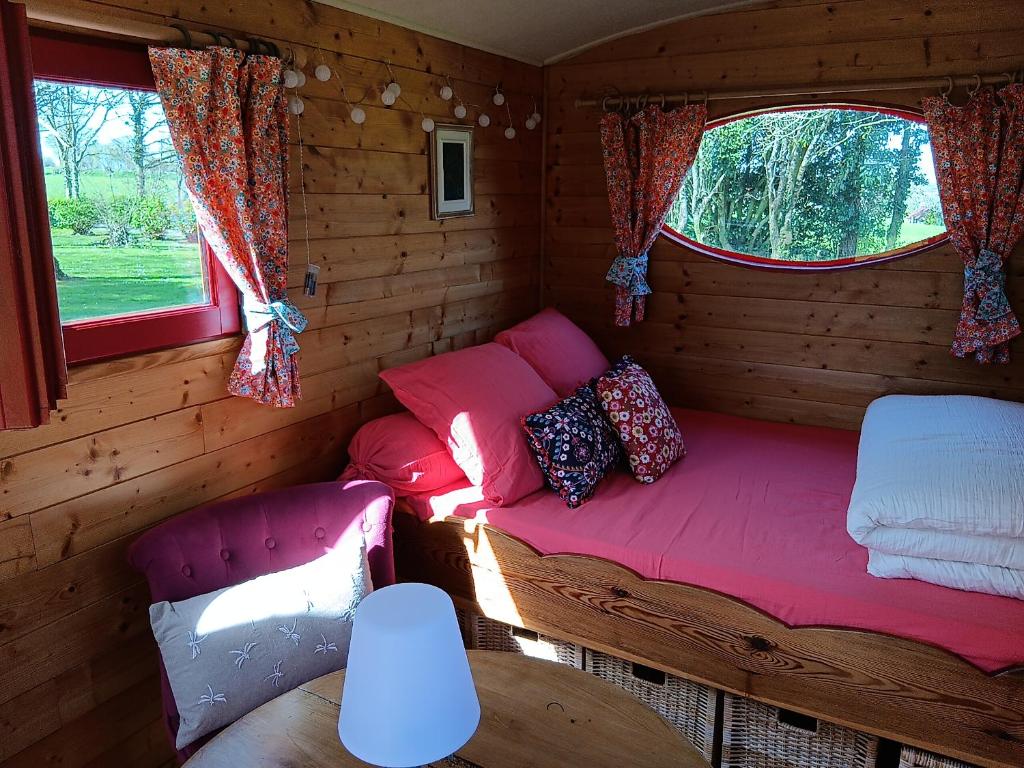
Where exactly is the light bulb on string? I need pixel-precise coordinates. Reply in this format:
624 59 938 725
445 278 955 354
478 113 490 127
283 69 299 89
531 111 542 123
525 117 537 130
386 81 401 97
504 126 516 140
440 84 453 100
381 89 397 106
453 103 467 119
492 88 505 106
294 69 306 88
350 105 366 124
288 95 305 115
421 116 435 133
315 64 331 82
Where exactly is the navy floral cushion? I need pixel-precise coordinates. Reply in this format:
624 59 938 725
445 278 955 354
521 384 623 508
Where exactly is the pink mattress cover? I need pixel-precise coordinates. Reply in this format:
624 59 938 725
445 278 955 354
404 408 1024 673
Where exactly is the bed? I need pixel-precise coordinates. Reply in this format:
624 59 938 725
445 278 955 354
390 408 1024 768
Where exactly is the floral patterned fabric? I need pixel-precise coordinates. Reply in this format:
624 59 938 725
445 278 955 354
150 47 305 406
595 357 684 483
521 384 623 508
922 85 1024 364
599 105 706 326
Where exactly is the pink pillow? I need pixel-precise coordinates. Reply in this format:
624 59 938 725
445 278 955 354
340 412 466 495
379 343 557 506
495 308 610 397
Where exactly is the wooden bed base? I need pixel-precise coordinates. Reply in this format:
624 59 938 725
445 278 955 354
393 508 1024 768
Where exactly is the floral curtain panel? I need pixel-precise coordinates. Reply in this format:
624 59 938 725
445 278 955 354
599 104 706 326
150 47 306 406
923 84 1024 364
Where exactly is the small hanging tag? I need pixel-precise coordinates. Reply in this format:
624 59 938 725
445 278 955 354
303 263 320 297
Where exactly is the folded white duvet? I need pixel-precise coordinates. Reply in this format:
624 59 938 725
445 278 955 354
867 551 1024 599
847 395 1024 598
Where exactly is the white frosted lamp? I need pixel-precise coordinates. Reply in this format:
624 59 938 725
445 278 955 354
340 583 480 767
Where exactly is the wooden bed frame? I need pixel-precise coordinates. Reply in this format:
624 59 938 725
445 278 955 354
393 507 1024 768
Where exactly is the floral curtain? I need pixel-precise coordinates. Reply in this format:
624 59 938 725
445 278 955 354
922 84 1023 364
149 47 306 406
599 104 706 326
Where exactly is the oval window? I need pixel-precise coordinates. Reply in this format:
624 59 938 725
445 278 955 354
662 105 947 269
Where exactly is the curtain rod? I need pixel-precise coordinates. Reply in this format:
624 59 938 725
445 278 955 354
14 0 303 62
574 72 1020 109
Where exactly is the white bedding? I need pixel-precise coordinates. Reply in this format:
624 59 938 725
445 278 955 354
847 395 1024 598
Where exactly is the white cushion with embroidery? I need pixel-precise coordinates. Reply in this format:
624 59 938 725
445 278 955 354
150 538 372 749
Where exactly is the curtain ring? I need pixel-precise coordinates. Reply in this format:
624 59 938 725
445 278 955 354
170 23 193 49
601 95 612 112
206 31 235 49
265 41 281 58
683 92 689 107
703 91 709 108
940 76 954 100
658 93 666 109
968 73 982 96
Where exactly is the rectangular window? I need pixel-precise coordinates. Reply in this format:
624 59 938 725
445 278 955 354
29 31 239 364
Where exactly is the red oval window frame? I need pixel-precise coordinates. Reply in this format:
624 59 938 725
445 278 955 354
660 103 949 271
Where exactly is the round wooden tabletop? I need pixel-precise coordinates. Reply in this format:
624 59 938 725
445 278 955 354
185 650 709 768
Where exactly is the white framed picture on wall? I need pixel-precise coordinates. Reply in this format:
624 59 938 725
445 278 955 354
430 124 474 219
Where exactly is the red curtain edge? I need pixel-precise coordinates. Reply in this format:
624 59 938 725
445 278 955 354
0 2 67 430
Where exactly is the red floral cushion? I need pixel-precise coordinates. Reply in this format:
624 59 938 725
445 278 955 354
595 358 684 483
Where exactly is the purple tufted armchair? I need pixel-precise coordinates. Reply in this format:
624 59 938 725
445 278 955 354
128 480 396 762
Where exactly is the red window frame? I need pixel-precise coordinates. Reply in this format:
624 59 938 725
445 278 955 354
661 103 950 272
28 30 240 365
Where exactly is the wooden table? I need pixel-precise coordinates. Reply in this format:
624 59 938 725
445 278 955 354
185 650 709 768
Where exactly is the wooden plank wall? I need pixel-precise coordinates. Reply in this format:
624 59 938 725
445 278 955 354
0 1 542 764
544 0 1024 430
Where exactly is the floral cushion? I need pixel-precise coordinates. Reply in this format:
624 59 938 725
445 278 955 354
595 358 685 483
521 384 623 508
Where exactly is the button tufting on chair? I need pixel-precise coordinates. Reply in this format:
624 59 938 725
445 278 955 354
126 481 395 762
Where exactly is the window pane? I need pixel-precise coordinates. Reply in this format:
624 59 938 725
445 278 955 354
34 80 208 323
664 107 946 265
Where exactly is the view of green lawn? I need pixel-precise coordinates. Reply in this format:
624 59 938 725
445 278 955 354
51 228 207 322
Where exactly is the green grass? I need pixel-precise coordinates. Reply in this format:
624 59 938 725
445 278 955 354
898 221 945 245
44 170 185 202
52 229 208 322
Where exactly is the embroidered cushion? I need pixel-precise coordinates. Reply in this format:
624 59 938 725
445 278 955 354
379 343 557 506
495 308 610 397
521 384 623 508
340 412 467 495
596 358 685 483
150 537 371 749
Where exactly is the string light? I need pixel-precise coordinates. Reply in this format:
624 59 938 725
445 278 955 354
478 113 490 127
453 103 467 119
283 69 299 89
492 86 505 106
294 69 306 88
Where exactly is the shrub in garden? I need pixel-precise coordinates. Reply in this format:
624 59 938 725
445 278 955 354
48 197 100 235
134 195 174 239
100 196 139 247
174 203 199 242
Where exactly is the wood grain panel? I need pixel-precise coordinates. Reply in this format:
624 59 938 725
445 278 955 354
394 513 1024 768
1 0 542 763
543 0 1024 430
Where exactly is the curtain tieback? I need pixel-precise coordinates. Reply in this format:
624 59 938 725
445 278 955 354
606 251 652 298
243 297 309 359
966 248 1012 322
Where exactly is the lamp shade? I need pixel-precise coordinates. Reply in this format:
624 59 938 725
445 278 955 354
339 583 480 767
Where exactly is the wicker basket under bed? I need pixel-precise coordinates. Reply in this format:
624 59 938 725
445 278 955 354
721 692 879 768
898 746 977 768
463 612 585 668
584 649 717 763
